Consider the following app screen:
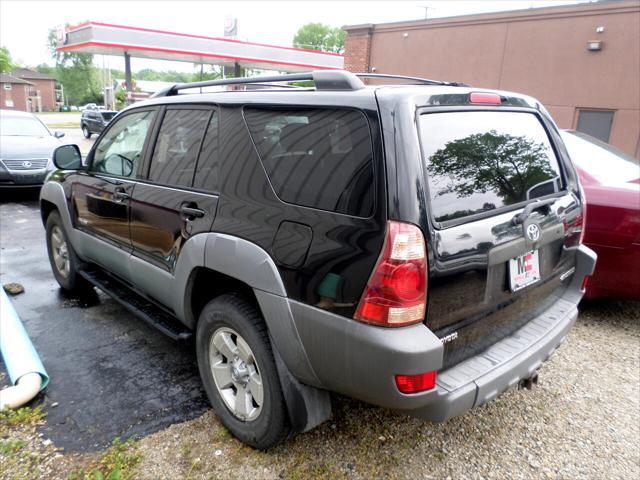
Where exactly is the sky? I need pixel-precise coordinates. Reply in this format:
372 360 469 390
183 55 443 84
1 0 590 73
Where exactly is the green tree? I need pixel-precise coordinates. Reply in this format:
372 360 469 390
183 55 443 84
0 46 14 73
293 23 346 53
427 131 557 205
47 26 102 105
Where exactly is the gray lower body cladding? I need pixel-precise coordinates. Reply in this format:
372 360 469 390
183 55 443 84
287 245 597 421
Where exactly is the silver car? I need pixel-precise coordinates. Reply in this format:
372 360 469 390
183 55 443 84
0 109 65 188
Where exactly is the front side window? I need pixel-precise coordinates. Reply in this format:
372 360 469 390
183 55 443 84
91 110 155 178
244 107 375 217
148 109 211 187
420 111 563 224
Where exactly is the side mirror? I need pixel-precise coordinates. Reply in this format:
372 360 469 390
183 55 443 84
54 131 65 139
53 144 83 170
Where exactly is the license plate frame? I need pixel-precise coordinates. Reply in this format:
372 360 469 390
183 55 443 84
509 250 541 292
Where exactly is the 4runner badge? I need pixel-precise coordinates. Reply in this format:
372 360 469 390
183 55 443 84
441 332 458 344
526 223 540 242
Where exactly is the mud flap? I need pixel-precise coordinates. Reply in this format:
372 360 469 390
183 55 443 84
271 342 332 433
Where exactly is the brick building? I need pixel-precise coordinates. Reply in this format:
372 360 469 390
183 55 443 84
0 73 34 112
344 1 640 158
11 68 62 112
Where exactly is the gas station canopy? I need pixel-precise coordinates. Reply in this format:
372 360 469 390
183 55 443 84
57 22 344 72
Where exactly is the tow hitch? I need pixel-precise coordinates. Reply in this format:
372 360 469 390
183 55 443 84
518 372 539 390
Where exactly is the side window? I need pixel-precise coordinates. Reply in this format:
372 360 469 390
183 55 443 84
193 110 219 191
244 107 375 217
148 109 211 187
91 110 155 178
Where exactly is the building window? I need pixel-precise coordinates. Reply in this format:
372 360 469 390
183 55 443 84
3 83 11 91
5 99 13 107
576 109 614 143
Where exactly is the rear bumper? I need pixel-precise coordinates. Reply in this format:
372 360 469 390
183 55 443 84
584 242 640 300
415 295 578 420
288 244 597 419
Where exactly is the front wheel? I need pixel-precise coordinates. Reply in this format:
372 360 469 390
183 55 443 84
196 294 290 449
45 210 91 293
82 125 91 139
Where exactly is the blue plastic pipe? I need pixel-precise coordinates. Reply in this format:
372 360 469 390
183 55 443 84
0 288 49 390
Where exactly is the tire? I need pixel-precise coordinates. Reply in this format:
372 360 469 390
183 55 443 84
45 210 91 292
82 125 91 139
196 293 290 449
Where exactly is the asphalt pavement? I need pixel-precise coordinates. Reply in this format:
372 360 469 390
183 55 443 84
0 192 209 452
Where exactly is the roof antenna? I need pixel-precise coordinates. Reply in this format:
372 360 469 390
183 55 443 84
420 5 433 20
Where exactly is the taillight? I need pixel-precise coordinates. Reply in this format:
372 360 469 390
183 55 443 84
578 189 587 245
395 371 437 394
354 221 427 327
581 275 591 291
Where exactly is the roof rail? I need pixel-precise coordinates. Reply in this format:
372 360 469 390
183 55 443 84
151 70 365 98
355 73 468 87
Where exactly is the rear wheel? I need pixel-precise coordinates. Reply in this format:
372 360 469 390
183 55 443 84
82 125 91 139
45 211 91 292
196 294 290 449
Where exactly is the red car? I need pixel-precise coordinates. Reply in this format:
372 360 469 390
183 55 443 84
561 130 640 300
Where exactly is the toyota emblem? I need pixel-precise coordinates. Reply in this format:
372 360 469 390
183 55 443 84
22 161 32 168
526 223 540 242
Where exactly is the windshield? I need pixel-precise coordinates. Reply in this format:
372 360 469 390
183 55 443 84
420 111 563 224
561 131 640 185
1 116 51 137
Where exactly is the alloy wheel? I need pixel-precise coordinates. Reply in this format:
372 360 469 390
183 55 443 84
50 225 70 278
209 327 264 421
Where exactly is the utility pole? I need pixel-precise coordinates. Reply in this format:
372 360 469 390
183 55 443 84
124 51 132 105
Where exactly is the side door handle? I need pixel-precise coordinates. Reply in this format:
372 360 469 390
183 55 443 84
113 187 130 203
180 205 206 221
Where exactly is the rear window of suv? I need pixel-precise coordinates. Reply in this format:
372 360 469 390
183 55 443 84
244 107 375 217
419 111 563 225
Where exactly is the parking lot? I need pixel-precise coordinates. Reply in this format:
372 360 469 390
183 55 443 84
0 191 638 479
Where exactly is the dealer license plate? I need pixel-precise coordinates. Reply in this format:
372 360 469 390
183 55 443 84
509 250 541 292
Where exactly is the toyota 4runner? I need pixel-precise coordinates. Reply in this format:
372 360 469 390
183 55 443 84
41 71 596 449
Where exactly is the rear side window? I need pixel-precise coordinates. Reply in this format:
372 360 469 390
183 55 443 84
101 112 117 122
419 111 563 224
193 110 219 192
149 109 211 187
244 107 375 217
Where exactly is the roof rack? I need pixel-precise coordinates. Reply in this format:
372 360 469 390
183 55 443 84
355 73 467 86
151 70 365 97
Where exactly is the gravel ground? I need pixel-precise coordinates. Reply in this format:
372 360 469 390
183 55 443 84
2 300 638 479
131 300 640 480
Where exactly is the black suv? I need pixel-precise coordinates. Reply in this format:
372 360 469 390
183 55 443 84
41 71 596 449
80 108 118 138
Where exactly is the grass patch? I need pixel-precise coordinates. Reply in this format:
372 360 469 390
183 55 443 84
0 406 47 429
68 437 141 480
0 438 26 455
46 123 80 128
36 111 79 115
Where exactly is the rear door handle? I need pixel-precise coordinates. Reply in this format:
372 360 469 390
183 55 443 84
113 188 130 203
512 197 557 225
180 205 206 221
